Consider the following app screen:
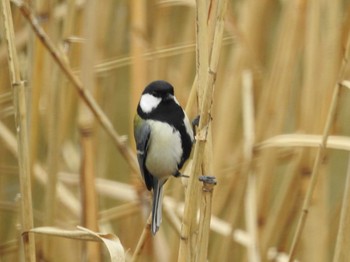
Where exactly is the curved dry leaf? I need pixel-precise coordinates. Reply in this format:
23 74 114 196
27 226 125 262
77 226 125 262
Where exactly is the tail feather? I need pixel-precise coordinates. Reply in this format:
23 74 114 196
151 179 164 235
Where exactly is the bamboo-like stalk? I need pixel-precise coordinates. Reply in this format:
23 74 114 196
2 1 350 261
178 0 228 261
80 130 100 261
242 70 260 262
332 156 350 261
130 0 147 137
255 0 304 231
12 1 139 175
130 214 152 262
1 0 36 261
43 4 78 249
288 34 350 262
195 176 216 262
177 0 209 260
211 0 270 217
78 0 101 260
260 151 302 256
44 1 61 260
56 0 78 149
299 2 328 259
27 0 50 184
129 0 149 247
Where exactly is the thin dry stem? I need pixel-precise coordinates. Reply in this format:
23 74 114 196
178 1 228 261
242 70 260 262
288 33 350 261
332 156 350 261
78 0 101 260
1 0 36 260
13 1 139 175
130 214 152 262
177 0 209 260
196 176 216 262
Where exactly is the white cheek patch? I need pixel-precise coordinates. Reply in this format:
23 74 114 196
140 94 161 113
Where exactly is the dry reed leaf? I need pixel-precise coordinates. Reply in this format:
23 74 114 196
158 0 195 7
77 227 125 262
27 226 125 262
256 134 350 152
340 80 350 89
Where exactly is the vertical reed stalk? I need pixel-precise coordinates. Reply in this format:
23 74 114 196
1 0 36 261
13 1 139 174
288 85 340 262
178 0 227 261
177 1 209 260
130 0 147 127
195 176 217 262
288 34 350 261
242 70 260 262
44 3 60 259
79 0 101 260
129 0 148 246
131 215 152 262
332 156 350 261
260 151 302 256
255 1 304 229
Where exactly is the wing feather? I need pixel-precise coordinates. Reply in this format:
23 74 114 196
134 120 153 190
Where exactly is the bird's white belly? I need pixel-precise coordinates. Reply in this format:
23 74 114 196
146 121 183 179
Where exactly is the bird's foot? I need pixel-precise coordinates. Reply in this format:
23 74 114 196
192 115 200 128
174 171 189 178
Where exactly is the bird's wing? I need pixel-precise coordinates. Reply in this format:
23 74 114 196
134 119 153 191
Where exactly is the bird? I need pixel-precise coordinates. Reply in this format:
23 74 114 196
134 80 194 235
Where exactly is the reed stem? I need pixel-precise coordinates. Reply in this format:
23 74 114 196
1 0 36 260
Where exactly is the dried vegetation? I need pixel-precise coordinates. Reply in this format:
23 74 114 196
1 0 350 261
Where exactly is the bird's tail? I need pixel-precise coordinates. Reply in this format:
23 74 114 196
151 179 164 235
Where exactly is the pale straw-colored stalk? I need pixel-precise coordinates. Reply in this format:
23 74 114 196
242 70 260 262
178 0 228 261
12 1 139 175
78 0 101 260
130 214 152 262
195 176 217 262
1 0 36 260
44 1 63 260
288 32 350 262
332 156 350 261
177 0 209 260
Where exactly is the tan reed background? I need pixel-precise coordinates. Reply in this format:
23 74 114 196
1 0 350 261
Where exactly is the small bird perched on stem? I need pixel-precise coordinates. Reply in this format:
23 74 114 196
134 80 194 235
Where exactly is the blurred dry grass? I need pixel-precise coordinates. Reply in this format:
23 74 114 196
1 0 350 261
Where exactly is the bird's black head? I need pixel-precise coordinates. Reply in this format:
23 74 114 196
137 80 182 121
142 80 174 99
